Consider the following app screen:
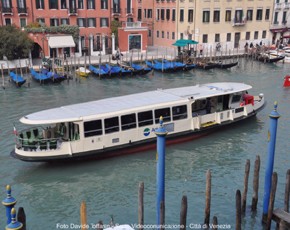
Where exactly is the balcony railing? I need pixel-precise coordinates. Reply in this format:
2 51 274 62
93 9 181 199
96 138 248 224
2 7 13 14
125 8 133 14
17 7 27 14
232 18 246 26
284 2 290 9
275 3 282 10
68 7 77 15
125 21 142 28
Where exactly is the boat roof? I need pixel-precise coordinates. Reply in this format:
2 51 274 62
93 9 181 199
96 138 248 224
20 82 252 125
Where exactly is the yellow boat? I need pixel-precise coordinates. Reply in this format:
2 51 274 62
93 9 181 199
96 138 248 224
75 67 91 77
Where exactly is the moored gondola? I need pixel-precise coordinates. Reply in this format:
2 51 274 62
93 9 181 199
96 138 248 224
9 71 26 87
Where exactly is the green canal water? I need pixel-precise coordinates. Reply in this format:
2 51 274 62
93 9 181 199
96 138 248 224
0 58 290 229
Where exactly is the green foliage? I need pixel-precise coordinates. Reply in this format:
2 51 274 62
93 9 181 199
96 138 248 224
0 25 34 60
26 22 42 28
25 25 80 42
110 20 122 47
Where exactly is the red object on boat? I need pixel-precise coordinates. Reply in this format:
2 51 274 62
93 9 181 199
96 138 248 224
283 75 290 87
243 94 254 105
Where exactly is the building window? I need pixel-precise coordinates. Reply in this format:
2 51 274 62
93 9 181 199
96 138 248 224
172 32 175 40
87 18 96 27
256 9 262 21
78 0 83 9
234 10 243 23
49 0 58 9
20 18 26 27
225 10 231 22
262 30 266 39
50 18 59 26
77 18 86 27
188 9 193 23
138 8 142 20
100 18 108 27
215 34 220 42
166 9 170 20
36 0 44 9
265 9 270 20
37 18 45 25
5 18 12 25
203 11 210 23
148 30 151 37
100 0 107 9
274 12 278 24
167 32 169 39
162 31 164 38
17 0 26 9
180 33 183 39
148 9 152 18
87 0 95 9
213 10 220 22
180 9 184 22
227 33 231 42
246 32 250 40
247 9 253 21
254 31 258 39
202 34 208 43
282 11 287 24
156 9 160 20
61 0 66 8
61 18 69 25
3 0 11 8
157 31 159 38
172 9 175 21
161 9 165 20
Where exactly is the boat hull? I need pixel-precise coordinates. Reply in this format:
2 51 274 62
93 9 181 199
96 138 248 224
10 111 258 162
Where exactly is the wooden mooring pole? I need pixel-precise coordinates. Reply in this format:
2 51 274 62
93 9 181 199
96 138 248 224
80 201 88 230
204 170 211 227
252 155 260 211
266 172 278 230
180 195 187 230
138 182 144 230
242 159 250 213
236 189 242 230
212 216 218 230
17 207 26 230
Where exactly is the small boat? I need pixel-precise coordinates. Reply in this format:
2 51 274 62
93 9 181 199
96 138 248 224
89 65 108 77
283 75 290 87
30 68 52 84
30 68 67 84
75 67 91 77
145 60 191 73
130 63 152 75
256 53 285 63
196 61 218 70
216 61 239 69
11 82 265 162
9 71 26 87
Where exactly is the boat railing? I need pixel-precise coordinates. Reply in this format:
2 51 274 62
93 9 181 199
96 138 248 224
16 127 63 151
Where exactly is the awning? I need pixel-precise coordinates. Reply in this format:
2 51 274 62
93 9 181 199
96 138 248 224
48 35 75 48
172 39 198 47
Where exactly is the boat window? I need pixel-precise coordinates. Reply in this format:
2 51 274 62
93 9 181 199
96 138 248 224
155 108 171 123
138 111 153 127
105 117 119 134
231 94 241 103
84 120 102 137
172 105 188 120
191 100 207 113
121 113 137 131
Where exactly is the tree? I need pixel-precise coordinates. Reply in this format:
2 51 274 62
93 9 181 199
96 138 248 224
110 20 122 48
0 25 33 60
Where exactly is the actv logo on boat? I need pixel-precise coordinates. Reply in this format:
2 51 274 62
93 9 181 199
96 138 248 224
143 128 150 136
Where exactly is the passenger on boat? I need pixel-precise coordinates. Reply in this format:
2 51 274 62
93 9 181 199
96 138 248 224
206 98 212 114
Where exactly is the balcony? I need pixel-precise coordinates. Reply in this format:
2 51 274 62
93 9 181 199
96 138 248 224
232 18 246 26
125 8 134 15
2 7 13 15
284 2 290 9
17 7 27 15
68 8 77 16
275 3 282 10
